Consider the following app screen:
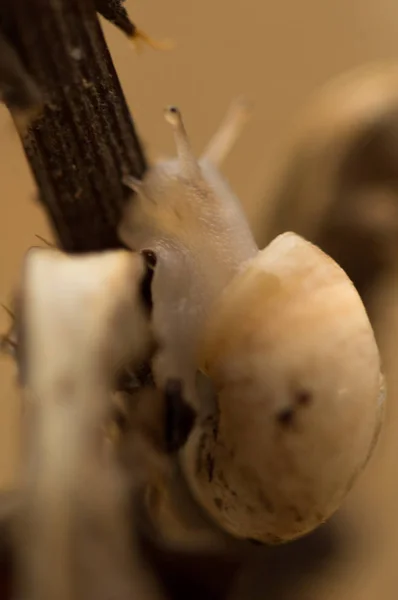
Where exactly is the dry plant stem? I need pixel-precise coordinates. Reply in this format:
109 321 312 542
0 0 146 253
15 247 162 600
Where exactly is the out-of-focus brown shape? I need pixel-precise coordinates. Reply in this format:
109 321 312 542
264 63 398 315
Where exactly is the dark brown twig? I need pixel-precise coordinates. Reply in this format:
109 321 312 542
0 0 147 253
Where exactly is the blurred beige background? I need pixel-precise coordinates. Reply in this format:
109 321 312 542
2 0 398 597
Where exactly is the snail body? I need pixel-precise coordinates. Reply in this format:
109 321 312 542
119 101 385 544
119 101 257 405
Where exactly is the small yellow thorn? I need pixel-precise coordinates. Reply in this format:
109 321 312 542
129 28 175 53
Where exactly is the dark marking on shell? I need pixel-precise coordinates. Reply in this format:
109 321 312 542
206 452 215 482
289 505 304 523
196 431 208 476
203 413 219 440
214 497 224 510
258 490 275 514
266 533 285 545
296 389 312 406
207 411 219 441
276 407 295 427
247 538 264 546
217 470 228 487
219 476 239 499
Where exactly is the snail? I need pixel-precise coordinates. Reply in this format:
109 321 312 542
119 100 385 544
263 62 398 304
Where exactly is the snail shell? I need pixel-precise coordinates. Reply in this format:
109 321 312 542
181 232 385 543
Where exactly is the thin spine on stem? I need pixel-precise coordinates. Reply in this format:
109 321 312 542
94 0 174 52
129 29 174 53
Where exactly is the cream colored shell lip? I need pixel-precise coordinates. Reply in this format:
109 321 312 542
120 101 384 545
